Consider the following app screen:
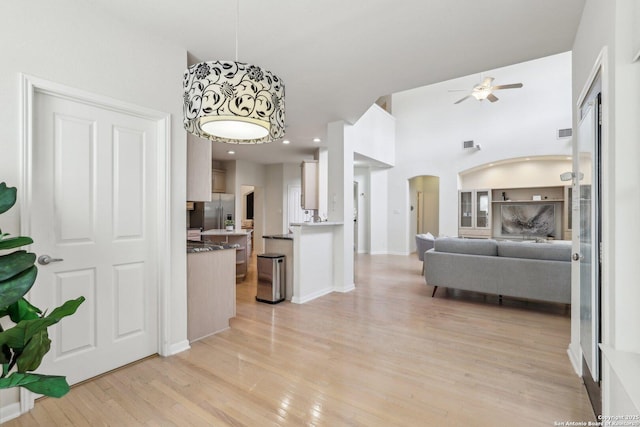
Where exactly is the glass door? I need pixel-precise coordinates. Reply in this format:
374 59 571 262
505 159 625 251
475 190 490 229
459 191 472 228
578 94 601 386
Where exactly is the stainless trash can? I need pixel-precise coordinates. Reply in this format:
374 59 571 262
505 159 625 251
256 253 286 304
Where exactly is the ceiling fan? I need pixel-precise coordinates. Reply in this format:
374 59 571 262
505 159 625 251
453 77 523 104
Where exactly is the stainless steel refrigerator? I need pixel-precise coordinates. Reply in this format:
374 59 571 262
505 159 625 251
189 194 235 231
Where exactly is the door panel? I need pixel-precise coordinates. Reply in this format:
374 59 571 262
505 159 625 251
55 268 96 357
54 114 96 244
113 127 146 239
30 91 158 385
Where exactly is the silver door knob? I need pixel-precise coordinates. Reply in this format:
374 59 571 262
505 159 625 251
38 255 64 265
572 253 581 261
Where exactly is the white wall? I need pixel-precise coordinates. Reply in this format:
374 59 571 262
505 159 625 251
572 0 640 416
0 0 188 417
265 164 284 235
231 160 267 253
390 52 573 254
352 104 396 166
460 158 573 189
369 169 390 255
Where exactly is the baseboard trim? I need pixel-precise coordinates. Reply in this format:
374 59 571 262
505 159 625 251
166 340 191 356
0 402 22 424
334 283 356 293
388 251 410 256
291 287 333 304
567 345 582 376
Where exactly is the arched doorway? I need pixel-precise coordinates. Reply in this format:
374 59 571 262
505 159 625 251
409 175 440 252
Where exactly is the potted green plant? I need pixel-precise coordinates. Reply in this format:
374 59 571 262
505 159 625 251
224 218 235 231
0 182 84 398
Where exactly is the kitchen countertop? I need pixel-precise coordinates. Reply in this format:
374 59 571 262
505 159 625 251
186 241 239 253
201 229 252 236
289 221 343 227
263 234 294 240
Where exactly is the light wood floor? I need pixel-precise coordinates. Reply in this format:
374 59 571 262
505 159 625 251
5 254 595 426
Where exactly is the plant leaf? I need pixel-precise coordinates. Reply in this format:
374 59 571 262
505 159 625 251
1 345 10 365
0 183 17 215
0 236 34 250
0 266 38 309
0 251 37 281
0 372 70 398
6 298 42 323
0 297 84 349
17 330 50 372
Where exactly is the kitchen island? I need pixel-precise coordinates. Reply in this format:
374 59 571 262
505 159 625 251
186 241 236 342
201 229 252 280
288 222 347 304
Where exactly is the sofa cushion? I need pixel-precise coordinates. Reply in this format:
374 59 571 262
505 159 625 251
497 241 570 261
434 237 498 256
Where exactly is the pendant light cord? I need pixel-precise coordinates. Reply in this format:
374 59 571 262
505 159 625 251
235 0 239 62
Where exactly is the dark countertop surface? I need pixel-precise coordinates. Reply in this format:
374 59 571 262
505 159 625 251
263 234 294 240
187 241 240 253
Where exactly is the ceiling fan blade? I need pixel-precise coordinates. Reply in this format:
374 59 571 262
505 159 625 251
454 95 472 104
492 83 523 90
481 77 494 87
487 93 499 103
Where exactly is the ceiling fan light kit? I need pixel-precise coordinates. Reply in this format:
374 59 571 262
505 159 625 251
183 61 285 144
454 76 523 105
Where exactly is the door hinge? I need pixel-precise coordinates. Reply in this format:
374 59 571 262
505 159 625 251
598 107 602 126
599 241 603 264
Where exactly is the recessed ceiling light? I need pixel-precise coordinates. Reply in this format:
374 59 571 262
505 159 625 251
566 156 572 160
489 163 494 167
313 138 321 143
227 150 235 155
282 140 291 145
526 158 531 161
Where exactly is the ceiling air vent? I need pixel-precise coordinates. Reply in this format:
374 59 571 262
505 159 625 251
557 128 573 139
463 140 475 149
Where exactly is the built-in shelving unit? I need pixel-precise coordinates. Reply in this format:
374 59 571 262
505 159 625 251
458 186 573 240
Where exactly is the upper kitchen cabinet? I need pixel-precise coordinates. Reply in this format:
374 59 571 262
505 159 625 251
187 134 212 202
212 168 226 193
301 160 319 210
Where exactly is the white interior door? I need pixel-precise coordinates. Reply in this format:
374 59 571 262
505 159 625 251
288 185 306 226
28 90 159 385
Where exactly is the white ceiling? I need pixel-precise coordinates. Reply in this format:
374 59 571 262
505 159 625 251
87 0 585 165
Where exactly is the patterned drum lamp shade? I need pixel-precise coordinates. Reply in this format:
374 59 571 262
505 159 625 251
183 61 285 144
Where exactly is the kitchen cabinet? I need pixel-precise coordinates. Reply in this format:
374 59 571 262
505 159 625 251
186 134 212 202
458 189 491 238
301 160 319 210
187 248 235 342
212 169 226 193
201 229 252 280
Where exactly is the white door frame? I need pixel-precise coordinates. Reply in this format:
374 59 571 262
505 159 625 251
18 74 172 412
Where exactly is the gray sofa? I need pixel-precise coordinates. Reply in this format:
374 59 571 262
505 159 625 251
424 237 571 304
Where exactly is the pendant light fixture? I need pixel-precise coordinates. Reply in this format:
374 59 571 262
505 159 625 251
183 1 285 144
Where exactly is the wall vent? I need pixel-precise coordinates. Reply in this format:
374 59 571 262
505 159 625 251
463 140 475 149
557 128 573 139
